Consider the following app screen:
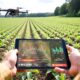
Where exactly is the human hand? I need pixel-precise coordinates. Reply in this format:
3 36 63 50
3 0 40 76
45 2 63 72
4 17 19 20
54 45 80 76
0 49 18 80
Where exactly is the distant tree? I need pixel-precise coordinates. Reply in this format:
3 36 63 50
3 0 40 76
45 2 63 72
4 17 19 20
66 0 71 3
77 10 80 16
27 13 53 17
54 7 60 16
19 13 27 17
54 0 80 16
60 3 68 15
70 0 80 13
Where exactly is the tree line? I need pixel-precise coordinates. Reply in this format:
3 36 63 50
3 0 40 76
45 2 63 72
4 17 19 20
20 0 80 17
54 0 80 17
0 0 80 17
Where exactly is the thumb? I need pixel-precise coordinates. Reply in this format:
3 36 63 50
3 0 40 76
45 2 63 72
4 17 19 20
66 45 74 53
54 67 78 76
54 67 68 74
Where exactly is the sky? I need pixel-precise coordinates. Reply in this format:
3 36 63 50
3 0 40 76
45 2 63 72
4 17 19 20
0 0 65 14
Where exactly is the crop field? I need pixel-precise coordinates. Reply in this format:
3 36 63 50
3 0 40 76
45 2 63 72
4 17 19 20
0 16 80 80
0 16 80 50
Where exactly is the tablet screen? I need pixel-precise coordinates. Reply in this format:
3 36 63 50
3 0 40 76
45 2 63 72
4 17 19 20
16 39 69 69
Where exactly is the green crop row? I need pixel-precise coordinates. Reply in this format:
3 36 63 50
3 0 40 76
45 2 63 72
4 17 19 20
29 17 80 49
0 17 80 50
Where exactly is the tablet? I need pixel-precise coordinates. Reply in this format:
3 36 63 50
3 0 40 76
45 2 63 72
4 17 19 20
15 39 71 69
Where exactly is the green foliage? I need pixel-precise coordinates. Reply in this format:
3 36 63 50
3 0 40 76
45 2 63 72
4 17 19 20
60 3 69 15
19 13 27 17
54 7 60 16
70 0 80 13
0 40 2 47
54 0 80 16
77 10 80 16
59 73 66 80
76 36 80 42
74 43 80 49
